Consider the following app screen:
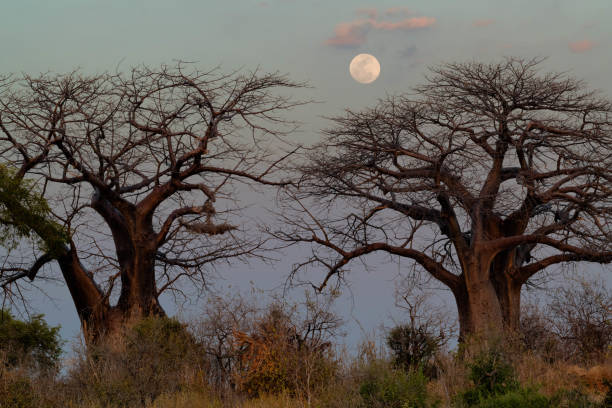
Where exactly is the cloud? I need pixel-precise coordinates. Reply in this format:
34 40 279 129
371 17 435 30
326 20 371 47
568 40 595 53
472 19 494 27
327 12 436 48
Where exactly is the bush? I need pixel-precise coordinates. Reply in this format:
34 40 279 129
65 316 208 407
358 360 434 408
549 279 612 363
232 301 338 399
387 324 442 376
0 375 38 408
458 348 518 406
0 309 62 371
472 387 550 408
520 304 561 362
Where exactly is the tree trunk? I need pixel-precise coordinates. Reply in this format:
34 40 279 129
453 256 506 340
115 242 164 319
452 253 524 340
56 236 165 342
71 193 167 339
490 251 522 331
55 243 111 339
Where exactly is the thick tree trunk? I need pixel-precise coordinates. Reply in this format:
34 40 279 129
115 243 164 319
455 280 505 339
452 252 524 340
71 193 167 339
490 257 522 331
56 237 165 342
452 253 510 340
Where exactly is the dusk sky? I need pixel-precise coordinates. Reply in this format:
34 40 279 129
2 0 611 348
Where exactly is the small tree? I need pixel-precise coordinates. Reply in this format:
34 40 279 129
549 278 611 362
387 324 442 375
0 309 62 371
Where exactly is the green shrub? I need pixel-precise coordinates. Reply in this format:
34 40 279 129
0 376 38 408
604 381 612 408
458 348 519 407
458 348 518 406
358 360 435 408
472 387 550 408
387 324 441 377
0 309 62 371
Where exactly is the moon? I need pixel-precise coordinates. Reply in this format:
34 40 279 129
349 53 381 84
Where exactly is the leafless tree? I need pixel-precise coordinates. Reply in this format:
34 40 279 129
548 277 611 362
0 63 306 339
276 58 612 339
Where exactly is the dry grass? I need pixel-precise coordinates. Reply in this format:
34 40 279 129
2 307 610 408
514 352 612 398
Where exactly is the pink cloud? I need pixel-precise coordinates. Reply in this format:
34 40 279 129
326 14 436 47
568 40 595 53
472 19 494 27
372 16 435 30
326 20 370 46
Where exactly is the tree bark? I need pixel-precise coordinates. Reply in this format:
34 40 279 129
115 243 164 318
452 251 520 340
490 250 523 331
55 234 165 341
55 243 112 339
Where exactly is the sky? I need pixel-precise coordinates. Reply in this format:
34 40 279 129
1 0 611 350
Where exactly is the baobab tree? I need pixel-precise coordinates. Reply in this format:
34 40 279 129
277 58 612 339
0 64 305 338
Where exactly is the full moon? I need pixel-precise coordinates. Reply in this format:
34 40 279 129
349 53 381 84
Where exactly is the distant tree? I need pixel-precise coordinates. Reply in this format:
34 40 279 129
278 58 612 339
549 278 611 362
0 309 62 371
0 64 305 339
387 324 442 376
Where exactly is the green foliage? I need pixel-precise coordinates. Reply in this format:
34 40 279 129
0 164 68 255
470 387 550 408
0 309 62 370
128 316 195 362
0 376 38 408
358 361 435 408
458 348 518 406
387 324 441 376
